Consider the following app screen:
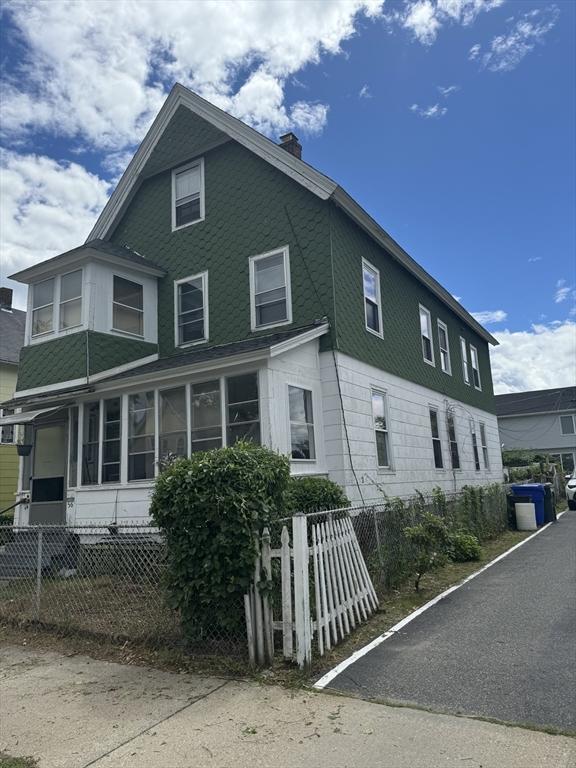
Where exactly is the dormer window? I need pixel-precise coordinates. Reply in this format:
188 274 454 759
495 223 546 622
113 276 143 336
32 278 55 336
172 159 204 230
59 270 82 329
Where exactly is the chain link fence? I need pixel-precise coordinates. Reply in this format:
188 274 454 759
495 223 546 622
0 523 247 657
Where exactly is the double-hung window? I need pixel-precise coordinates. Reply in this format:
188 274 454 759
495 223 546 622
429 408 444 469
363 260 382 336
470 345 481 390
250 247 291 330
479 422 489 469
289 386 315 460
437 320 451 374
226 373 260 445
102 398 121 483
172 160 204 230
0 409 15 444
470 420 481 471
113 276 143 336
32 278 55 337
460 337 470 385
159 387 187 460
175 272 208 346
419 305 434 365
446 410 460 470
59 270 82 329
372 391 391 468
128 392 155 480
560 415 575 435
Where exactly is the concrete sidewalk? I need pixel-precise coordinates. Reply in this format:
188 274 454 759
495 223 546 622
0 646 574 768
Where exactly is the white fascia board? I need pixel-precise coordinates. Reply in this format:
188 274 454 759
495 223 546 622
88 84 337 242
331 187 498 347
269 323 329 357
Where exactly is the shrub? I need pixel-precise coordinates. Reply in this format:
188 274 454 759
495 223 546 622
150 442 290 639
448 531 481 562
284 476 349 514
404 512 452 591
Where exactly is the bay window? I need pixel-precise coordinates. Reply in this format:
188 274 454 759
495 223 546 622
289 386 315 460
32 278 55 336
113 276 143 336
59 270 82 329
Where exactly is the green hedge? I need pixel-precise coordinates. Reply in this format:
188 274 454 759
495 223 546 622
284 476 349 514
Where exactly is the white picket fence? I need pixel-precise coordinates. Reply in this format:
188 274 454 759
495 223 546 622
244 512 378 668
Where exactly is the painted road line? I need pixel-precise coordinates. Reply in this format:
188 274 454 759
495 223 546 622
313 511 567 690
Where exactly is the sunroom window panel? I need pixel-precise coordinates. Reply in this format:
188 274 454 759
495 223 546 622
32 305 54 336
33 279 54 309
226 373 260 445
160 388 187 460
191 380 222 452
60 270 82 302
82 401 100 485
102 398 121 484
128 392 155 481
60 299 82 329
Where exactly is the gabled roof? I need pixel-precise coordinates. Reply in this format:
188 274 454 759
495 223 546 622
0 307 26 365
9 239 166 283
495 386 576 417
87 83 497 346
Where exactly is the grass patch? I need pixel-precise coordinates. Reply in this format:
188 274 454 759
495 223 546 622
0 755 38 768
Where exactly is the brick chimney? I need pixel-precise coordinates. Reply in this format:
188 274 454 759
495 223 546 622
279 132 302 160
0 287 13 310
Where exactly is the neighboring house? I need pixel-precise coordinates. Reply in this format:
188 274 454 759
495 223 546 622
496 386 576 475
0 84 503 527
0 288 26 513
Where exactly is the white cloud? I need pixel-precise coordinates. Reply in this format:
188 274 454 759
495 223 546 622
0 151 111 308
528 256 542 263
401 0 503 45
554 278 573 304
410 103 448 118
359 84 372 99
474 6 560 73
491 321 576 394
1 0 383 149
471 309 508 324
437 85 459 97
469 43 481 59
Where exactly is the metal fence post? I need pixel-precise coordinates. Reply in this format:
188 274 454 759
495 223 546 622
34 528 43 621
292 512 312 669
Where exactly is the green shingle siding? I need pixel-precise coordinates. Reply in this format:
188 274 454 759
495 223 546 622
111 141 334 357
329 205 495 412
16 332 157 391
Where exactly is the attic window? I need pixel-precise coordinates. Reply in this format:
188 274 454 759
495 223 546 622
172 159 204 230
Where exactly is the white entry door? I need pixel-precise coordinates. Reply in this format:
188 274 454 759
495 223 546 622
29 423 67 525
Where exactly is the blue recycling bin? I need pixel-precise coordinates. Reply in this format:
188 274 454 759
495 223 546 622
511 483 546 526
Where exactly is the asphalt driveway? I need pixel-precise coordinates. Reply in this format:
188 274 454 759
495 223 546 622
325 511 576 733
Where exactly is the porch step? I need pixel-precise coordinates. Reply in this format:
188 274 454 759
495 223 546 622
0 530 79 579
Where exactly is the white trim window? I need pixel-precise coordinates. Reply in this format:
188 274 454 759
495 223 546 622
289 386 315 460
446 410 460 470
191 380 222 453
437 320 451 375
419 305 435 365
174 272 208 346
363 260 382 337
372 390 391 468
460 337 470 385
102 398 122 483
470 420 481 471
429 408 444 469
81 401 100 485
172 159 204 230
0 408 15 444
226 373 260 445
249 247 292 330
59 270 82 330
470 345 482 390
128 392 155 481
479 422 489 469
113 276 144 336
31 277 55 337
560 415 575 435
159 387 188 460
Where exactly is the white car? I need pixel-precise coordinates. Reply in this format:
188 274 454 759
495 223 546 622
566 473 576 510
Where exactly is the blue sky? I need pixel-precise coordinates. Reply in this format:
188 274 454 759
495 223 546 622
0 0 574 392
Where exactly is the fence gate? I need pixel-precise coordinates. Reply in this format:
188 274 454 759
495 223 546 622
245 512 378 668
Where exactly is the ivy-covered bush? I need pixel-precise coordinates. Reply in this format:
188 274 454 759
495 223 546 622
284 476 350 513
150 442 290 639
448 531 481 562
